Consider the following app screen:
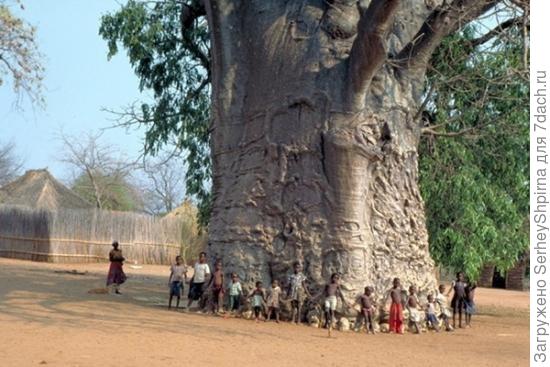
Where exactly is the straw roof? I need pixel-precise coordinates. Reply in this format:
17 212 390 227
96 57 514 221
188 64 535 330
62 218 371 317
0 169 93 210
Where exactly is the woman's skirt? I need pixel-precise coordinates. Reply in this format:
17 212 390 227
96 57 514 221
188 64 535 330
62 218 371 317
106 262 127 286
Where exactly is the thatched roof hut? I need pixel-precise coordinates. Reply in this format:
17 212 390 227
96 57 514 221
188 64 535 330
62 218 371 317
0 169 93 210
163 200 198 220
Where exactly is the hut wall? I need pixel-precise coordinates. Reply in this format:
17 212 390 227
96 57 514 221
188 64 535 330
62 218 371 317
478 264 495 288
0 205 182 264
506 261 526 291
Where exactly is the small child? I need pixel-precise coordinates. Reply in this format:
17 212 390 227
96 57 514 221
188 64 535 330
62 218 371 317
447 271 467 328
266 280 282 323
465 280 477 327
287 262 311 324
249 281 266 322
436 284 452 331
227 273 242 313
207 260 225 313
358 286 376 334
187 252 211 310
425 294 440 332
323 273 348 329
168 255 187 309
407 285 422 334
385 277 404 334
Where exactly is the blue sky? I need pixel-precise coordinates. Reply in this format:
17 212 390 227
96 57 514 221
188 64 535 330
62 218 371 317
0 0 147 181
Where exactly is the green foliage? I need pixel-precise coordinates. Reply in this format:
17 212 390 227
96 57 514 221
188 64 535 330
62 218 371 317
72 173 143 212
419 22 529 279
99 0 211 225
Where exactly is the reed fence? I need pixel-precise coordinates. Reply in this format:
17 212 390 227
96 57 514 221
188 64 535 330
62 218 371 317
0 205 186 264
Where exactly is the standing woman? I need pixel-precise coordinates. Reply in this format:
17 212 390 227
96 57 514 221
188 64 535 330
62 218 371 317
447 271 467 328
106 241 127 294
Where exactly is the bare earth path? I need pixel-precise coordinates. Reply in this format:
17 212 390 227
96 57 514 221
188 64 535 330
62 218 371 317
0 258 529 367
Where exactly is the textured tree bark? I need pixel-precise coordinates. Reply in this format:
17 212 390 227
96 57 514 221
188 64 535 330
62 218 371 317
203 0 494 300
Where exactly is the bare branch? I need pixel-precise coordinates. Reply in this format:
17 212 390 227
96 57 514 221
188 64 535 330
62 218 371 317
56 130 139 210
347 0 400 110
421 125 480 137
139 153 186 215
0 2 45 109
470 16 525 47
509 0 529 11
0 140 23 186
394 0 499 75
414 83 436 122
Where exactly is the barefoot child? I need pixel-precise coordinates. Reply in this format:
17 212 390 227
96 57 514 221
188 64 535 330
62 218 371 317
385 277 404 334
323 273 347 329
358 286 376 334
227 273 243 313
287 262 311 324
249 281 266 322
465 280 477 327
407 285 422 334
436 284 453 331
447 272 467 328
187 252 211 310
266 280 282 323
168 255 187 309
207 260 224 313
425 294 440 332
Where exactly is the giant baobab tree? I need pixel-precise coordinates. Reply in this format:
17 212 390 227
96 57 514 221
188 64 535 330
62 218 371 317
101 0 528 297
204 0 517 296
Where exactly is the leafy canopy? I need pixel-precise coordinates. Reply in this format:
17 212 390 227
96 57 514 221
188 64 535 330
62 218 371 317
99 0 211 224
419 17 529 279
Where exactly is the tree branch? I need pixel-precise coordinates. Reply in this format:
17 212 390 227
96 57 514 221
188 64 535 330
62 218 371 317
421 120 493 138
509 0 529 11
421 126 479 137
470 16 525 47
394 0 499 75
180 1 210 72
347 0 400 110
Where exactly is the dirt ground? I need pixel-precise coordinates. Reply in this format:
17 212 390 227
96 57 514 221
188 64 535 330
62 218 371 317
0 258 529 367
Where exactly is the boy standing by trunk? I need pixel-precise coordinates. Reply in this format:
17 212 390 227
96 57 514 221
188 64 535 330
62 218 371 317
187 252 211 310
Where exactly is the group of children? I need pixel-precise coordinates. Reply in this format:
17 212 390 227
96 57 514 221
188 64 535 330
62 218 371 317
167 254 477 333
383 274 476 334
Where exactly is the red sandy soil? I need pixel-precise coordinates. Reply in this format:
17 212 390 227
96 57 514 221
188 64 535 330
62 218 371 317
0 258 529 367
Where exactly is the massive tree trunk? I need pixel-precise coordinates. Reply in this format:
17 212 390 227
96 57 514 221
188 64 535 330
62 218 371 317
203 0 495 299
